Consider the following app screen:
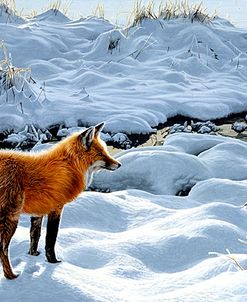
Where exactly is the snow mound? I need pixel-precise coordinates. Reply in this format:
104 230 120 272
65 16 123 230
33 9 70 23
1 15 247 133
163 132 245 154
92 146 211 194
92 133 247 194
2 185 247 301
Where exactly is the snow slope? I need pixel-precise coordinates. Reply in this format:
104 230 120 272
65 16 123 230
1 133 247 301
1 10 247 134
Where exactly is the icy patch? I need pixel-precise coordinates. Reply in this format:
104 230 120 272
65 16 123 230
57 127 86 137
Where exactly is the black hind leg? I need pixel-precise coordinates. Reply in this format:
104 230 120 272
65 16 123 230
45 211 61 263
28 216 43 256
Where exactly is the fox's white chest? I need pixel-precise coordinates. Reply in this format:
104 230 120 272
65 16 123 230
85 160 105 189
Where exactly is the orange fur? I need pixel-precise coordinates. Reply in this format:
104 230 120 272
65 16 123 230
0 126 120 279
0 131 119 215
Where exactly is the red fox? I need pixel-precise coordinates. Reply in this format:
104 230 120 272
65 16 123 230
0 123 121 279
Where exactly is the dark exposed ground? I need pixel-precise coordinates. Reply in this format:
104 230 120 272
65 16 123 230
1 112 247 154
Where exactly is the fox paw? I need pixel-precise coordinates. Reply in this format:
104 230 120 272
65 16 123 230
46 252 61 263
28 250 40 256
47 258 61 264
5 272 19 280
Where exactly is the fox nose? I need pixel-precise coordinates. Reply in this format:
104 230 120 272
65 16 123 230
117 162 121 168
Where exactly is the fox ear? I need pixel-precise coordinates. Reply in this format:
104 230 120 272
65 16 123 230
80 126 95 150
94 122 105 137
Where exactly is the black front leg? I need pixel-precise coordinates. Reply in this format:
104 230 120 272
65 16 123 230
28 216 43 256
45 211 61 263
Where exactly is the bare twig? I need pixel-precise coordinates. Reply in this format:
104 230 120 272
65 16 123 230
209 249 245 271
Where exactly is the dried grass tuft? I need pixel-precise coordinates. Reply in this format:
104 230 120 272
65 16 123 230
129 0 213 27
92 3 105 19
209 249 245 271
0 0 20 23
47 0 71 16
0 42 31 94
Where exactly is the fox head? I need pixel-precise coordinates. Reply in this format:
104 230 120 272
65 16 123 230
79 122 121 173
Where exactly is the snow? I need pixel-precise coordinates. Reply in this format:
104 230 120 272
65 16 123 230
169 120 219 134
232 121 246 133
0 4 25 24
3 124 52 147
1 133 247 301
1 7 247 302
3 125 130 149
92 133 247 194
1 11 247 134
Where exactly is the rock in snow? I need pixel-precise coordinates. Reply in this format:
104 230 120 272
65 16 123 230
231 121 246 133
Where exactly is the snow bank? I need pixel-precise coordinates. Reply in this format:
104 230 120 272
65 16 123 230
92 133 247 194
93 146 211 194
1 14 247 133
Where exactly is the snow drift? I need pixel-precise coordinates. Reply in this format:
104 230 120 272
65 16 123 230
0 11 247 134
92 133 247 194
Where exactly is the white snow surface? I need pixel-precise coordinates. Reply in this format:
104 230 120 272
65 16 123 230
2 8 247 302
1 11 247 133
92 133 247 194
1 133 247 301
